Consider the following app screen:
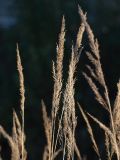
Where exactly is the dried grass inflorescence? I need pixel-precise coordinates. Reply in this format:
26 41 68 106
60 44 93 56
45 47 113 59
0 6 120 160
52 16 65 120
16 44 26 160
0 45 27 160
78 7 110 110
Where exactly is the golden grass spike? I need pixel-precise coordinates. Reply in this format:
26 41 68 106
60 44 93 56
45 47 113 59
51 17 66 160
52 16 65 119
16 44 26 160
78 104 101 159
0 46 27 160
78 6 111 111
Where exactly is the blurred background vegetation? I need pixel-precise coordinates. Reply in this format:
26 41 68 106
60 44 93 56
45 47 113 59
0 0 120 159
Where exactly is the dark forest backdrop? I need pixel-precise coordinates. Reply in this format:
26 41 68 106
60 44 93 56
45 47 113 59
0 0 120 159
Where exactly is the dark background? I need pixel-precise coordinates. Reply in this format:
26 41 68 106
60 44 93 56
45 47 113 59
0 0 120 159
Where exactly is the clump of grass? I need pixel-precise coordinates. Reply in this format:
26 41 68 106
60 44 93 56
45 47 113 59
0 6 120 160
